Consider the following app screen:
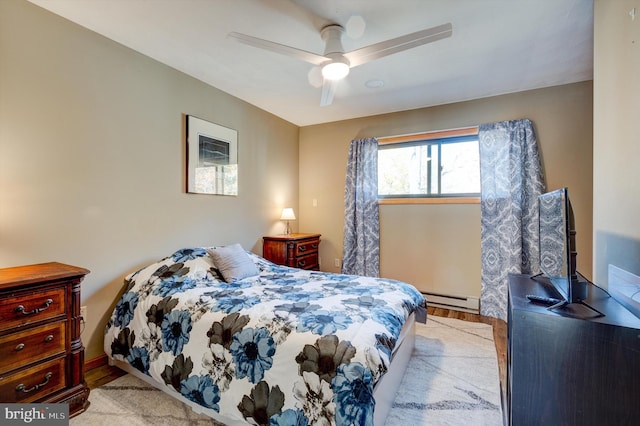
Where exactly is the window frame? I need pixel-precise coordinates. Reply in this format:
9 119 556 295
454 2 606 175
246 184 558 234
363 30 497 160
377 127 480 205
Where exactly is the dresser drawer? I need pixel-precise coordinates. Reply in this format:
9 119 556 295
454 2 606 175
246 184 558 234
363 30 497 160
0 357 66 403
0 286 66 332
294 239 319 256
0 321 66 373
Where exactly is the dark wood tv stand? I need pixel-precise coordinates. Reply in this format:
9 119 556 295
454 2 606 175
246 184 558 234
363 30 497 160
508 273 640 426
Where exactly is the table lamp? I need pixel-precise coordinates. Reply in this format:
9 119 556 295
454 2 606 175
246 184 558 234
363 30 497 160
280 208 296 235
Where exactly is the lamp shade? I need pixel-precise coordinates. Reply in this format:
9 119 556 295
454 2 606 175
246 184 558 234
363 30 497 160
280 208 296 221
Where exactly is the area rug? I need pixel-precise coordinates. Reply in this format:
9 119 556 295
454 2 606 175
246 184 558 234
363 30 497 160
385 316 503 426
72 316 502 425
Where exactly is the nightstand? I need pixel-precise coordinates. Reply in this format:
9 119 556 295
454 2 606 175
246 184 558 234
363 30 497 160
263 233 321 270
0 262 90 417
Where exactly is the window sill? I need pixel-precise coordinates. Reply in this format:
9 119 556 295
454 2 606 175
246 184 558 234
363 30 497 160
378 197 480 205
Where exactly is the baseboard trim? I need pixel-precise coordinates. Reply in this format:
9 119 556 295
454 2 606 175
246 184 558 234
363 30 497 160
423 291 480 313
85 354 108 372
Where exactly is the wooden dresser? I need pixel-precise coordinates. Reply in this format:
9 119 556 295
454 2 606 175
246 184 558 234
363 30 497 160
263 233 321 270
0 262 90 417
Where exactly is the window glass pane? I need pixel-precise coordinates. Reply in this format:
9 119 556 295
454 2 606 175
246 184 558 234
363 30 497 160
378 136 479 197
440 141 480 194
379 146 418 195
409 145 430 194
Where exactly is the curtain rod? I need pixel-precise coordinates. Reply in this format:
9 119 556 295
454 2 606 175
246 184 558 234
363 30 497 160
378 126 479 145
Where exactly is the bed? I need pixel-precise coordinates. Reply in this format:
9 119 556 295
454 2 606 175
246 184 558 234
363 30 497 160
104 245 427 426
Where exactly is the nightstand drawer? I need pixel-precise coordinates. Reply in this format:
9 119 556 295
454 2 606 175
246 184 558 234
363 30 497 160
0 286 66 331
0 321 66 373
0 357 66 403
295 253 318 270
295 240 319 256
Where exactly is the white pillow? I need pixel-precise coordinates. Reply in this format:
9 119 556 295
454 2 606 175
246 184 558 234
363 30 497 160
207 244 259 282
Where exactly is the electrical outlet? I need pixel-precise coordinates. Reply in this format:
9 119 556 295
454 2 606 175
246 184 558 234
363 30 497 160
334 258 341 267
80 305 87 322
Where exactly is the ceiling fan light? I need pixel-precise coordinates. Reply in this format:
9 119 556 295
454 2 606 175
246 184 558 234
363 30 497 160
322 61 350 80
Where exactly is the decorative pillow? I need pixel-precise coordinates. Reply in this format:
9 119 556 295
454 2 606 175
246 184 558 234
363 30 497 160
207 244 259 282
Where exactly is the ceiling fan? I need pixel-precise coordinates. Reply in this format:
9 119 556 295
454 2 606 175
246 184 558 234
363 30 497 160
228 22 452 106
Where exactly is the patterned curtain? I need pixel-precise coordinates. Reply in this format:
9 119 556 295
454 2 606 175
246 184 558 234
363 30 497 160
478 119 545 320
342 137 380 277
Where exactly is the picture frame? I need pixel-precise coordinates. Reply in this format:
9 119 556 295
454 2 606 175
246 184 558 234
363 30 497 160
186 115 238 195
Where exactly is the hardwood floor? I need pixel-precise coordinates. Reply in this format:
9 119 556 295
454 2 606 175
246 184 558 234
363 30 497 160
84 307 508 415
84 359 126 390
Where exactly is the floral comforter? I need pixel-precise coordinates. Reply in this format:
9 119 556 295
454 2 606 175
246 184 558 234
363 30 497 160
104 247 426 426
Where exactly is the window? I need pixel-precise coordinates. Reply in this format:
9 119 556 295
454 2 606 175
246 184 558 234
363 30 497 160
378 130 480 201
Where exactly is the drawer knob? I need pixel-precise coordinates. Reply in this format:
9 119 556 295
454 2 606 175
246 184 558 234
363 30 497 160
15 343 25 351
311 244 318 249
44 334 54 342
14 299 54 316
299 246 307 252
298 260 306 267
15 372 53 393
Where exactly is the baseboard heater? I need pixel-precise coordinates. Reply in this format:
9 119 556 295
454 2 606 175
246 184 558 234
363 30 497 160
423 291 480 314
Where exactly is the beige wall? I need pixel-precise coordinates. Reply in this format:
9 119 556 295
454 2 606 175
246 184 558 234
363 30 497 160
593 0 640 285
300 81 593 298
0 0 299 359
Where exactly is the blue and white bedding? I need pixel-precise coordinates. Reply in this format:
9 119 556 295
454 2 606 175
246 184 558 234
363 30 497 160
104 247 426 426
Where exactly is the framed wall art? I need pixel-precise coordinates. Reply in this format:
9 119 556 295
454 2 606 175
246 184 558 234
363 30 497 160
186 115 238 195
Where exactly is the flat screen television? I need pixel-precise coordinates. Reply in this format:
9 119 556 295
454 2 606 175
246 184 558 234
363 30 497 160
537 187 603 317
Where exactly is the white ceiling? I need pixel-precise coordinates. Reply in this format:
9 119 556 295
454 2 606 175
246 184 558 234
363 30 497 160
28 0 594 127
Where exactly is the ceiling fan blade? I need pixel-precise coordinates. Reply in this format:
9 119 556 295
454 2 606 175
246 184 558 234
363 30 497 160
320 78 339 106
228 31 328 65
344 23 452 68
